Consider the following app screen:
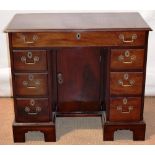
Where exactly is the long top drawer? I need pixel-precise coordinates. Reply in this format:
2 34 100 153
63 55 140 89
11 31 146 47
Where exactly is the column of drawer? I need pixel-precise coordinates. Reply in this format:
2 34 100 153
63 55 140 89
12 50 50 122
109 49 145 122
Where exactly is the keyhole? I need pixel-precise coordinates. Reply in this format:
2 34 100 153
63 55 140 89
57 73 63 84
27 52 33 59
124 50 130 57
76 33 81 40
124 73 129 80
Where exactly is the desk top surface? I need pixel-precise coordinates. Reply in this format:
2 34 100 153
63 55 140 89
5 13 151 32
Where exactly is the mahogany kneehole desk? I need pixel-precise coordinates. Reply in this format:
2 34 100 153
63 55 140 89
5 13 151 142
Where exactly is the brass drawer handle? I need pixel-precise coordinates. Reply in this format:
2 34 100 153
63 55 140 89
22 74 40 89
23 85 37 89
117 106 133 114
20 34 38 44
118 79 135 87
118 73 135 87
118 50 136 64
119 34 137 43
24 99 42 115
21 51 39 65
25 106 42 115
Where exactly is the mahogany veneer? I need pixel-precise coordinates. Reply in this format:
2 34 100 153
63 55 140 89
5 13 151 142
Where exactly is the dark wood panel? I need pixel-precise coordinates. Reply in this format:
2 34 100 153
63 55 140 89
109 97 141 121
103 121 146 141
110 49 145 70
57 47 101 112
6 13 151 142
140 31 149 120
15 98 50 122
13 50 47 71
13 122 56 142
110 72 143 95
5 13 151 32
11 31 145 47
14 73 48 96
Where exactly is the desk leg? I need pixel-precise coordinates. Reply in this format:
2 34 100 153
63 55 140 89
13 122 56 143
103 121 146 141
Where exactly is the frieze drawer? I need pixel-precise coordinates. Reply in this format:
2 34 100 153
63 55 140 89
12 31 146 47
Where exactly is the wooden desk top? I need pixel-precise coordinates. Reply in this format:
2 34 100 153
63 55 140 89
5 12 151 32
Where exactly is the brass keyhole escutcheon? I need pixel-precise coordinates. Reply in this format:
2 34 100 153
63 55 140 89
76 33 81 40
57 73 63 84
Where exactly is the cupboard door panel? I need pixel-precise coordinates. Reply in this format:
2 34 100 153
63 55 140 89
57 47 101 112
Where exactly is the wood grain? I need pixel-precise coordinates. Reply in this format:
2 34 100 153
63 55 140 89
103 121 146 141
14 73 48 96
110 72 143 95
15 98 50 122
13 122 56 142
57 47 101 112
109 97 141 121
6 13 151 142
13 50 47 71
110 49 145 70
11 31 146 47
5 13 151 32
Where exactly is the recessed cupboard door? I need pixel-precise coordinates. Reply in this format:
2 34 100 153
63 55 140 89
57 47 101 112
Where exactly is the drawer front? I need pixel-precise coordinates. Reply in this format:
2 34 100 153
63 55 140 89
110 72 143 95
14 73 48 96
12 31 145 47
110 49 145 70
109 97 141 121
13 50 47 71
15 98 50 122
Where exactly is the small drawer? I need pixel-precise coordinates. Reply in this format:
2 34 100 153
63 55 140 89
13 50 47 71
12 31 145 47
110 49 145 70
110 72 143 95
109 97 141 121
15 98 50 122
14 73 48 96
